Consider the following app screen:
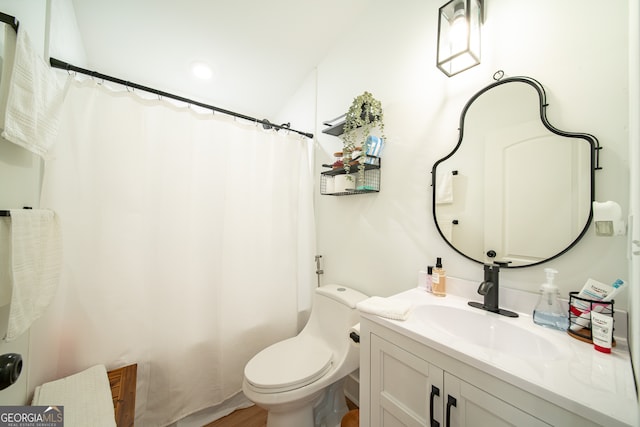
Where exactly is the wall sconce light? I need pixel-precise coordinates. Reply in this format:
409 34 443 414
437 0 483 77
593 201 626 236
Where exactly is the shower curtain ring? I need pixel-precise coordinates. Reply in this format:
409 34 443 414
90 72 102 84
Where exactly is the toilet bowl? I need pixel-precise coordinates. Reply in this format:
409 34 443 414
242 284 368 427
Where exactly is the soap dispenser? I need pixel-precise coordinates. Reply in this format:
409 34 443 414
533 268 569 331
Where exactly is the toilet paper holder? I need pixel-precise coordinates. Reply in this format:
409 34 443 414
0 353 23 390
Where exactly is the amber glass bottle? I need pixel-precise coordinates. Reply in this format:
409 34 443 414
432 257 447 297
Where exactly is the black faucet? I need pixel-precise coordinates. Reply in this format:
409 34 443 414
468 262 518 318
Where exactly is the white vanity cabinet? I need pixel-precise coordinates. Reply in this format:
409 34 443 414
369 331 438 426
361 318 601 427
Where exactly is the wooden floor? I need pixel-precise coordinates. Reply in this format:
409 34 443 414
203 399 357 427
203 404 267 427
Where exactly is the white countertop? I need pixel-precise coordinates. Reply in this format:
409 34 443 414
360 283 639 427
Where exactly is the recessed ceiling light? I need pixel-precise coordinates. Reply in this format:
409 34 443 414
191 61 213 80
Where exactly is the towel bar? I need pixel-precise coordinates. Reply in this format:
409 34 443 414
0 207 33 216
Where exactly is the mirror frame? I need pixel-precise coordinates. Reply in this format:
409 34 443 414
431 75 601 268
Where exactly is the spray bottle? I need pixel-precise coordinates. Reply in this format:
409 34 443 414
533 268 568 331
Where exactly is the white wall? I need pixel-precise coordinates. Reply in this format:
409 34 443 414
0 0 86 404
0 0 48 212
0 0 86 213
275 69 318 330
306 0 630 311
0 0 49 405
46 0 86 65
0 0 47 53
627 0 640 395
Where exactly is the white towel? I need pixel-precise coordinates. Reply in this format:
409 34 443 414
435 171 454 204
5 209 62 342
1 29 66 158
0 217 12 306
357 296 413 321
0 25 17 130
32 364 117 427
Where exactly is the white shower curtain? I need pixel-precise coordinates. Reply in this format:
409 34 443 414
39 79 316 426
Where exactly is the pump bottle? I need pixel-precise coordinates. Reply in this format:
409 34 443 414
533 268 568 331
432 258 446 297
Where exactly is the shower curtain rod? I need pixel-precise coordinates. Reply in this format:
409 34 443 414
49 57 314 139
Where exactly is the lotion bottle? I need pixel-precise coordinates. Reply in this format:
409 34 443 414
432 258 446 297
417 266 434 292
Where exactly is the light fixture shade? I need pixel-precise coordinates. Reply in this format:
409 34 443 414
437 0 483 77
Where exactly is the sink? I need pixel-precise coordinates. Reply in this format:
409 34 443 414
412 305 561 360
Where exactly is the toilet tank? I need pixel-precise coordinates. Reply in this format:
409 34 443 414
301 284 368 354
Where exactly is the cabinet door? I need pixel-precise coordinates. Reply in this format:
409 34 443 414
444 373 550 427
370 334 443 427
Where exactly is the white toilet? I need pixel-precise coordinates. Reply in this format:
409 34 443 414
242 284 367 427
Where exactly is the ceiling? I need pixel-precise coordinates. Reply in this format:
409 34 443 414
71 0 372 120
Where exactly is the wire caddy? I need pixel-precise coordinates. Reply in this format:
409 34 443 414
567 292 615 346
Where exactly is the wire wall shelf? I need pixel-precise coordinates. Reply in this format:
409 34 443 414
320 164 380 196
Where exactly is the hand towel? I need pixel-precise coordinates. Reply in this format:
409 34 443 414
32 364 117 427
5 209 62 341
357 296 413 321
0 216 11 306
1 29 67 158
435 171 454 204
0 25 17 130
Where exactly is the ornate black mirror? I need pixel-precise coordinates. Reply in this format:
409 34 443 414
431 74 600 268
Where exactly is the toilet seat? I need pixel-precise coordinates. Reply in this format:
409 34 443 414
245 337 332 393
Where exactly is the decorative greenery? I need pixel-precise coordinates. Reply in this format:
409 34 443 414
341 91 386 181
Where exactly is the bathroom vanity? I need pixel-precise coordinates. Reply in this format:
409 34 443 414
359 287 638 427
359 71 637 427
